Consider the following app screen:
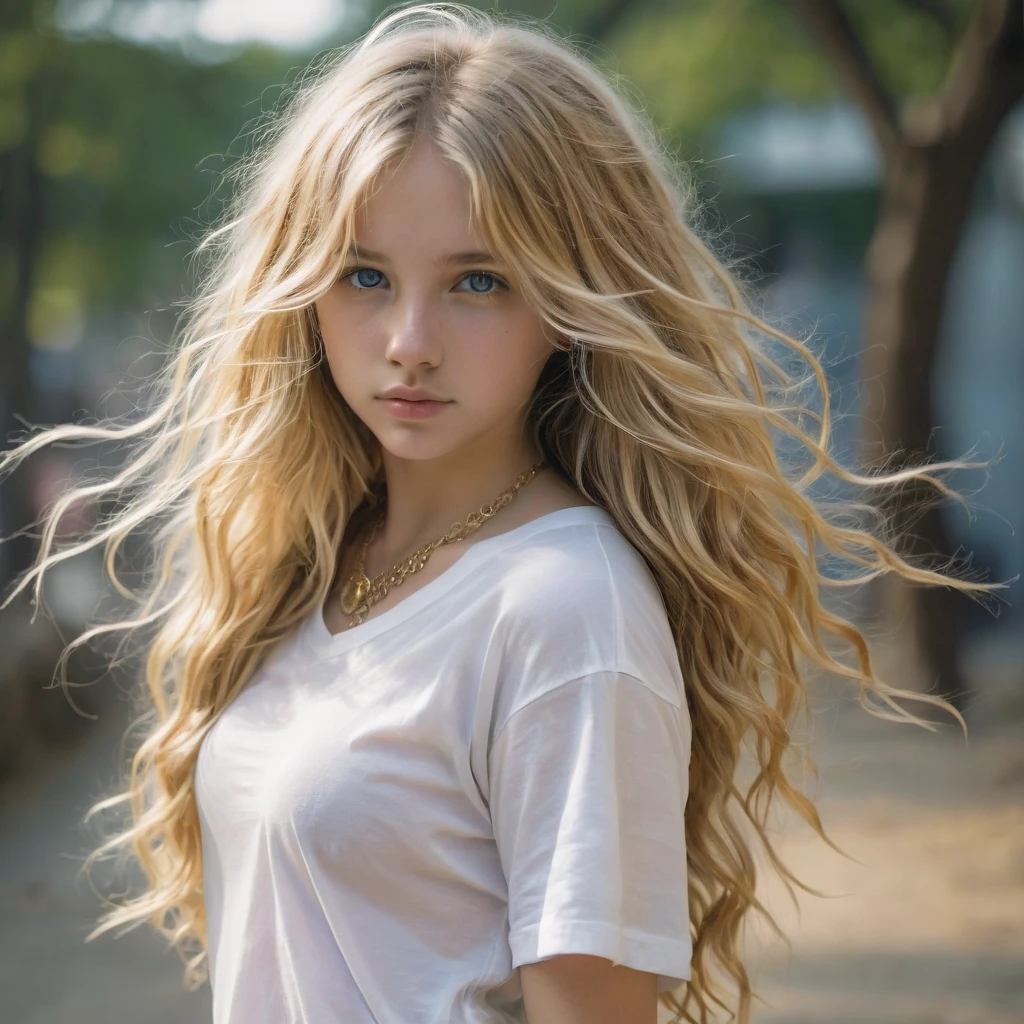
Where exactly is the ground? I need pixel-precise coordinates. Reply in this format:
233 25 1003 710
735 698 1024 1024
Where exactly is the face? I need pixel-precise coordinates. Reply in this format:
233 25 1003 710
314 139 556 467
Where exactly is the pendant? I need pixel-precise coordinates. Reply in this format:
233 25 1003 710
340 573 370 615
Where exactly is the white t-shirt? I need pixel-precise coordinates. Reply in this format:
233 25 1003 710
195 504 692 1024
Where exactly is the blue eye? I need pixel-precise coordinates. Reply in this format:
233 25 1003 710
341 267 507 296
347 267 385 290
459 272 503 295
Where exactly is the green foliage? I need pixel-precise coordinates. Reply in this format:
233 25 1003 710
846 0 974 95
0 0 982 347
607 0 973 155
0 27 295 344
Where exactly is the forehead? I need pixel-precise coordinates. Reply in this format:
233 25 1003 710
352 140 488 256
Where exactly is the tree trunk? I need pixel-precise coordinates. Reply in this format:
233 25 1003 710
0 76 45 594
791 0 1024 712
860 137 994 708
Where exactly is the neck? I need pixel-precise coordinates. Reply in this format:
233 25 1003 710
372 431 545 562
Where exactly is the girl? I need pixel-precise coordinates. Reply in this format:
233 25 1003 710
0 3 996 1022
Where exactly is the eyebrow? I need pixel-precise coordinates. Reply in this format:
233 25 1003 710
344 245 504 267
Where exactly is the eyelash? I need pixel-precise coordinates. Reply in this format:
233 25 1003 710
340 267 508 299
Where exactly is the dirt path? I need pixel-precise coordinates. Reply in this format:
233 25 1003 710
0 708 212 1024
729 671 1024 1024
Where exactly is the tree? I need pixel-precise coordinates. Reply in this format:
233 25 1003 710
0 0 293 590
611 0 1024 709
0 0 60 585
786 0 1023 710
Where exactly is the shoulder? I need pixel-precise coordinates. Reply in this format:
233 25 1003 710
486 509 684 710
497 514 655 613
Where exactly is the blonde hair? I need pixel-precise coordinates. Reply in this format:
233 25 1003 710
0 4 1001 1020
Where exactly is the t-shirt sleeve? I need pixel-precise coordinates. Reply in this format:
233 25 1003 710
487 669 692 992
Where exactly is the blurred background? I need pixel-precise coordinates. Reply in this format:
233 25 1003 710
0 1 1021 1022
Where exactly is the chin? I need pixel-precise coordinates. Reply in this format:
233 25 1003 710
373 433 462 463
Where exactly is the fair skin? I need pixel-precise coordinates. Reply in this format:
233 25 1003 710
315 135 592 635
313 137 658 1023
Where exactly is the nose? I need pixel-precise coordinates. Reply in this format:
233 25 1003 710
383 292 442 369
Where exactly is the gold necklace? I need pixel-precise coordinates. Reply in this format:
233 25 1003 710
339 459 547 626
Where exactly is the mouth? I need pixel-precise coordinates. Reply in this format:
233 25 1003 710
378 397 452 420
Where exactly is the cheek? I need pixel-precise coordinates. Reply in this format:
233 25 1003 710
459 322 552 406
496 314 554 385
316 297 373 377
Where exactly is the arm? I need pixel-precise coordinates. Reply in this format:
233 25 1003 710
521 953 658 1024
488 671 692 1020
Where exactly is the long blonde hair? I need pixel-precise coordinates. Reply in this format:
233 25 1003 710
0 4 1000 1020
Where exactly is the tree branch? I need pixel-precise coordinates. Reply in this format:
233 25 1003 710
895 0 959 42
787 0 903 162
936 0 1024 143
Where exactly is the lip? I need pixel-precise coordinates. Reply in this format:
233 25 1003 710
379 385 448 401
378 397 451 420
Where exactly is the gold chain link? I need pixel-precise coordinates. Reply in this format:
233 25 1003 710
340 459 547 626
